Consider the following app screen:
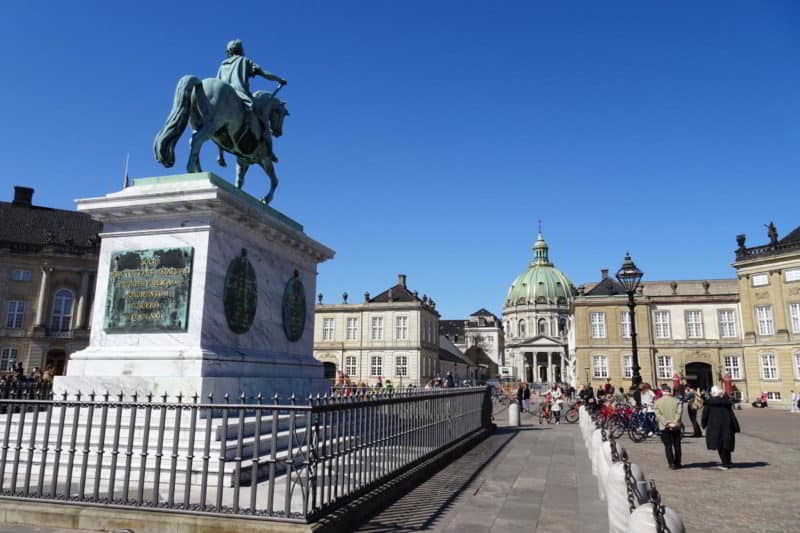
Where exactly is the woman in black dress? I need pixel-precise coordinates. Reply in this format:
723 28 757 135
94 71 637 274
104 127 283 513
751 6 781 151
701 386 741 470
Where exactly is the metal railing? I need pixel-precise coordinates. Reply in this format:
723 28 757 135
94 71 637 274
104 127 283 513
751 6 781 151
0 386 491 523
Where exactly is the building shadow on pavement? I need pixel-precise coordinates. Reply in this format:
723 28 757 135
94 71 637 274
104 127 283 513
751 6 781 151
354 425 523 532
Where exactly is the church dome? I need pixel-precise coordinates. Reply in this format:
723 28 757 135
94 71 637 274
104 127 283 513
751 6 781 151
505 233 576 308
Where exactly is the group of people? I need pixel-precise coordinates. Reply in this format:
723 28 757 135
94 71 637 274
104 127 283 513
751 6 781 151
515 382 571 424
1 362 55 386
331 370 465 396
653 383 740 471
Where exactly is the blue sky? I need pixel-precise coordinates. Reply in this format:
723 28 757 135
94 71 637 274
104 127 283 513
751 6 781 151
1 1 798 318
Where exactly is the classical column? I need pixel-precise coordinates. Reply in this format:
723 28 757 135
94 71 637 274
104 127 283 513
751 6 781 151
75 271 91 329
35 266 52 327
547 352 553 383
560 353 565 384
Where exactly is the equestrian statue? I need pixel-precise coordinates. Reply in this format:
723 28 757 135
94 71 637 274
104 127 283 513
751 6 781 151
153 39 289 205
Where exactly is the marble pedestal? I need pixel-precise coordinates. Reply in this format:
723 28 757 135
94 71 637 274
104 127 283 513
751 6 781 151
55 172 335 400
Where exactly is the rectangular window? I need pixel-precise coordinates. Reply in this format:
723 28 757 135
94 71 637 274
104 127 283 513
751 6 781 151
785 268 800 282
756 306 774 336
0 347 17 371
590 312 606 338
752 273 769 287
794 353 800 380
395 316 408 340
346 317 359 340
686 311 704 338
620 311 631 339
395 355 408 377
344 355 357 377
370 356 383 377
656 355 673 380
622 355 633 378
322 317 335 341
592 355 608 378
5 301 25 329
654 311 671 339
486 335 493 343
789 304 800 334
10 270 31 281
371 317 384 340
760 353 778 380
766 392 781 401
719 310 737 338
723 355 742 380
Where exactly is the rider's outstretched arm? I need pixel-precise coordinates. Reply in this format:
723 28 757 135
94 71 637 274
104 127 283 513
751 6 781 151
252 64 287 86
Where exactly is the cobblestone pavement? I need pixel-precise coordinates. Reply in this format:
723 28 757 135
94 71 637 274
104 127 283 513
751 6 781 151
619 407 800 533
356 406 607 532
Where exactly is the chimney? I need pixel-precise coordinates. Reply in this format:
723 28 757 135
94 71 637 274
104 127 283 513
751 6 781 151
13 186 34 206
398 274 407 288
601 269 609 280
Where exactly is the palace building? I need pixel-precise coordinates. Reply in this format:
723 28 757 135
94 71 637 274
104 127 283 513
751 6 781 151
313 274 441 387
0 186 102 376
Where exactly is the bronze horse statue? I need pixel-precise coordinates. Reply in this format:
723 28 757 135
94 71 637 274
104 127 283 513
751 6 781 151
153 75 289 204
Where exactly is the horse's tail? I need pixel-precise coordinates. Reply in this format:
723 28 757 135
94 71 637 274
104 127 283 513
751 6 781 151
153 75 204 168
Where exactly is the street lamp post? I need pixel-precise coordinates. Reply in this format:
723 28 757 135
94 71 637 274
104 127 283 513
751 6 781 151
616 252 644 407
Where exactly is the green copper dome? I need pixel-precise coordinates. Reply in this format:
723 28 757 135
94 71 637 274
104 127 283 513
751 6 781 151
505 233 575 307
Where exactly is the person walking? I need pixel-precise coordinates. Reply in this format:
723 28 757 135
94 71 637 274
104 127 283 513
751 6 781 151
685 386 703 437
550 384 563 424
790 390 798 413
522 383 531 413
702 386 740 470
516 382 525 413
654 384 683 469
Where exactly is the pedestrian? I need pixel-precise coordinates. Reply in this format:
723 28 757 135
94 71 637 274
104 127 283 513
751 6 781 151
550 384 563 424
516 382 525 412
654 384 682 469
522 383 531 413
603 378 614 397
613 387 626 404
640 383 656 411
702 386 740 470
790 390 798 413
445 371 455 388
684 386 703 437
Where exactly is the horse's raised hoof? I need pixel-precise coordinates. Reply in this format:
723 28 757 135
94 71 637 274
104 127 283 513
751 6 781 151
261 195 272 205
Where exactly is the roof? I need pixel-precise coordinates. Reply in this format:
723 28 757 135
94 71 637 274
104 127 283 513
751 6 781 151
0 199 102 254
369 283 422 303
470 308 498 319
584 276 627 297
438 336 473 366
464 345 499 370
439 320 465 338
735 224 800 261
779 225 800 244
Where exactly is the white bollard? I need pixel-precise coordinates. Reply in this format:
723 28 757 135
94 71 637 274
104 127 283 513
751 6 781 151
597 440 612 501
508 402 520 426
590 429 603 475
607 463 632 533
626 503 686 533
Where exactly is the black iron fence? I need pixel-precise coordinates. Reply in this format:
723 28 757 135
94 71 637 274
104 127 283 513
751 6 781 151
0 386 491 523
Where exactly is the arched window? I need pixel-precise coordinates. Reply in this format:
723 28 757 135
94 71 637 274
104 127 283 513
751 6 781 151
518 319 526 337
538 318 547 335
50 289 74 332
559 317 568 335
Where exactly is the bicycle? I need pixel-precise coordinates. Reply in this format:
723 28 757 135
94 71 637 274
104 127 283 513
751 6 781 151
538 402 554 424
627 408 659 442
563 400 581 424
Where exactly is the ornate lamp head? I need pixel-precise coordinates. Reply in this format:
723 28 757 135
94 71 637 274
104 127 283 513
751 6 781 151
615 252 644 294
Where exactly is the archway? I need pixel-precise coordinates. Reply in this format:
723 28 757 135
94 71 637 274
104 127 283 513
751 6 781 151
322 362 337 381
685 362 712 392
45 349 67 376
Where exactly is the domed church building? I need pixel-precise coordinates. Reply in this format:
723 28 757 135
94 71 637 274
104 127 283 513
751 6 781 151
503 232 577 384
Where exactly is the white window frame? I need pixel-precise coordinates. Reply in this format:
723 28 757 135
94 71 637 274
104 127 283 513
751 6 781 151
752 273 769 287
370 355 383 377
723 355 742 380
686 310 704 339
371 316 384 340
622 354 633 379
395 315 408 340
718 309 737 338
789 303 800 334
49 289 74 333
760 353 778 380
620 311 631 339
590 312 606 339
322 317 335 341
656 355 673 380
766 392 781 401
344 355 357 377
756 306 774 336
5 300 25 329
518 319 526 338
395 355 408 377
0 347 17 371
592 355 608 379
654 311 671 339
785 268 800 282
346 317 359 341
10 270 32 282
794 353 800 380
